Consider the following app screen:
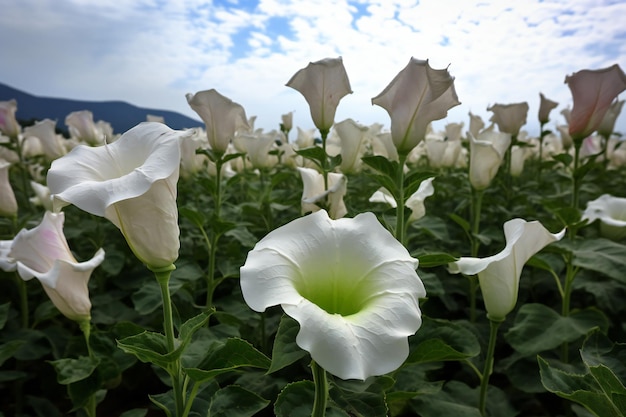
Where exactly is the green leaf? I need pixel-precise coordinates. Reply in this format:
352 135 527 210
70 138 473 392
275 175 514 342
268 315 307 374
131 280 184 315
179 311 213 344
48 355 100 384
296 146 326 168
179 206 206 228
329 376 392 417
553 152 573 167
116 331 179 369
207 385 270 417
184 337 270 383
569 238 626 284
366 174 398 199
0 340 24 367
505 304 609 356
416 252 458 268
404 172 435 200
362 155 398 178
274 380 315 417
448 213 470 234
411 215 451 242
539 355 626 417
408 317 480 363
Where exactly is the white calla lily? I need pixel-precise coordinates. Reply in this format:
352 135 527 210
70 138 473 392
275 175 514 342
3 211 105 322
582 194 626 240
240 210 426 380
47 122 189 269
449 219 565 321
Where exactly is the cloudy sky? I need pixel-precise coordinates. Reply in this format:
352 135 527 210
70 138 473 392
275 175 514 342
1 0 625 137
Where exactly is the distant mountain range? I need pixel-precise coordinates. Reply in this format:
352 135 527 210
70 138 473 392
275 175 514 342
0 82 204 135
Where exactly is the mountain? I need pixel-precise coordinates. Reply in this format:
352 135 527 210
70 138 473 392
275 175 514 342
0 82 204 134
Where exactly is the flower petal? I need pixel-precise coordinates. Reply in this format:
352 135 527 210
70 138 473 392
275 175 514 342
240 210 425 380
47 122 184 217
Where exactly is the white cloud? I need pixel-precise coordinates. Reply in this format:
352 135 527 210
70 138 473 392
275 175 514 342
0 0 624 136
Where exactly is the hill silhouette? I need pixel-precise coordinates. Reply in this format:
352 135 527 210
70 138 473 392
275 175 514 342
0 82 204 135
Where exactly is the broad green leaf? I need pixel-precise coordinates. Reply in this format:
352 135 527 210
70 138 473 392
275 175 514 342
116 331 179 369
268 315 308 374
569 238 626 284
412 215 451 241
366 174 398 199
131 280 184 315
329 376 393 417
207 385 270 417
48 355 100 384
178 310 213 345
274 381 315 417
67 373 100 411
505 304 609 356
581 330 626 388
295 146 326 168
408 381 482 417
184 337 270 383
362 155 398 178
416 252 458 268
539 356 626 417
0 340 24 366
408 317 480 363
448 213 470 234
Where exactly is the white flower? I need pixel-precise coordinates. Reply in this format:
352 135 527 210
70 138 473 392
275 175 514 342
0 159 17 217
47 122 189 269
468 131 511 190
297 167 348 219
582 194 626 240
240 210 426 380
449 219 565 321
369 177 435 222
1 211 105 322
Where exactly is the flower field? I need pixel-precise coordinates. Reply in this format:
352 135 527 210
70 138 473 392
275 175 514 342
1 57 626 417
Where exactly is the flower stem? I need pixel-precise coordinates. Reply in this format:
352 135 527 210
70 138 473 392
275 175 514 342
479 318 502 416
469 188 484 322
152 264 185 417
79 319 97 417
311 360 329 417
320 129 329 191
395 153 408 245
571 142 581 210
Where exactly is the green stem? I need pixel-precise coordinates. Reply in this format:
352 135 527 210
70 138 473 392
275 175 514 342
311 360 328 417
395 153 408 246
152 264 184 417
320 129 329 191
79 320 97 417
469 188 484 322
571 142 581 210
537 123 546 180
206 156 224 308
479 319 502 416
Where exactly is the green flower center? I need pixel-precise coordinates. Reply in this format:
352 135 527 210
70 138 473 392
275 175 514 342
294 270 374 317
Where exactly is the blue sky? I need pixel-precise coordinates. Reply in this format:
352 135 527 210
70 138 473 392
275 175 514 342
1 0 625 137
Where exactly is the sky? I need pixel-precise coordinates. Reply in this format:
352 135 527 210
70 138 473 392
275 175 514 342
1 0 625 138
